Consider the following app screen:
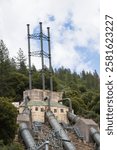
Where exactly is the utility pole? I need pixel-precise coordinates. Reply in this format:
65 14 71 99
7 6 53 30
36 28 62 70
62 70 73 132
40 22 45 91
27 24 32 90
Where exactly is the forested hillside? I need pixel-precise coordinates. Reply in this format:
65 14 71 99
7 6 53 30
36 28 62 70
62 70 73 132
0 40 100 124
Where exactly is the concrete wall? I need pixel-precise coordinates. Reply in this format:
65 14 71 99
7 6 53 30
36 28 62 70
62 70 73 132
31 105 45 122
51 107 69 124
29 105 69 123
23 89 63 102
17 114 31 128
75 117 99 142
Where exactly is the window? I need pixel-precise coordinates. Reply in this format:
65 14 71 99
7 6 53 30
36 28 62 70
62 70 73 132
35 107 38 111
60 109 64 113
41 108 44 112
54 109 57 113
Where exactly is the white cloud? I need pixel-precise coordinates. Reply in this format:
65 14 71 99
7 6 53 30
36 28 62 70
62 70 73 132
0 0 99 73
52 42 93 73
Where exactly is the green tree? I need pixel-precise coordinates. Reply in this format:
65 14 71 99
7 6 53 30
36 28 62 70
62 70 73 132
10 58 17 71
0 40 11 97
15 48 27 75
8 72 29 101
0 40 9 63
0 97 18 144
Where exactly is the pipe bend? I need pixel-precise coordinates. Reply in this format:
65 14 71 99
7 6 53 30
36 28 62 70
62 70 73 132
58 98 72 112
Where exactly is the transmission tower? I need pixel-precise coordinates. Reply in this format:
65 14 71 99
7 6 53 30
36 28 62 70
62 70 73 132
27 22 53 100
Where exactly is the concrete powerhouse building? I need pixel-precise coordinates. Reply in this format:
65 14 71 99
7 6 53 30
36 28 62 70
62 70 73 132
19 89 69 124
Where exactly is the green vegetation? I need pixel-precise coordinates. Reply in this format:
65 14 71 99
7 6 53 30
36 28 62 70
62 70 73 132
0 140 24 150
0 97 18 144
0 40 100 145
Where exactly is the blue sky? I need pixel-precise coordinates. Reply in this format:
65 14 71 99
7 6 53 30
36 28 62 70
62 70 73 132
0 0 100 74
76 46 100 73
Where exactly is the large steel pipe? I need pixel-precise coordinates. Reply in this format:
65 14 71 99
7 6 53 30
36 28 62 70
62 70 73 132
46 111 76 150
67 112 79 123
90 127 100 146
19 122 37 150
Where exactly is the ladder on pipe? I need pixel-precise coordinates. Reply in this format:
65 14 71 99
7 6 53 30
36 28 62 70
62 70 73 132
73 127 84 140
61 122 74 131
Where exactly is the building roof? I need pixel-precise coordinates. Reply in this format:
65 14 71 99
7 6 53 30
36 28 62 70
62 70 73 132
27 100 68 108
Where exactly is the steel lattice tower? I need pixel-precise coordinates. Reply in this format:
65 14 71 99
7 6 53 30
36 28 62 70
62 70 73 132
27 22 53 101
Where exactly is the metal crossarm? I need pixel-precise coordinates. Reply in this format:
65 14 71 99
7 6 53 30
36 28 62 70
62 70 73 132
30 51 41 57
29 33 41 40
27 22 53 95
42 33 48 41
29 33 48 41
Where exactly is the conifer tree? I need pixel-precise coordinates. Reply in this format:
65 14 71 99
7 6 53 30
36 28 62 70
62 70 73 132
15 48 27 75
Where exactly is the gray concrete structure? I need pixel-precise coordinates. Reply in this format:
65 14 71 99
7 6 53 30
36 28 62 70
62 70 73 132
74 117 99 142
